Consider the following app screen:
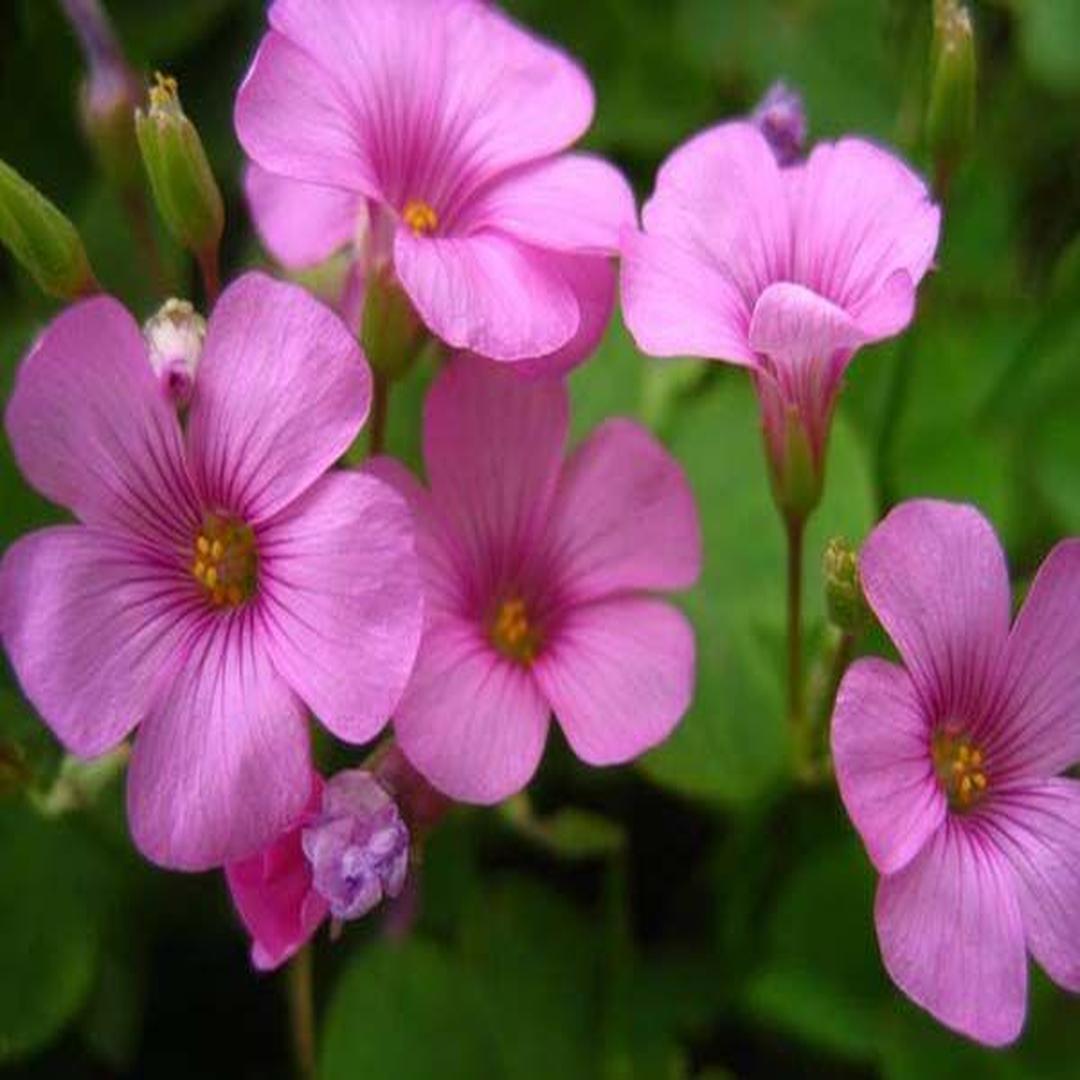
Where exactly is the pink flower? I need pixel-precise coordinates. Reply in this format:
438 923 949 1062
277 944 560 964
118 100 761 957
0 272 424 870
621 122 940 514
369 356 701 803
831 500 1080 1046
234 0 634 371
226 767 410 970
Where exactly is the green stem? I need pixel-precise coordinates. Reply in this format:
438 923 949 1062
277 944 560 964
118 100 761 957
369 371 390 456
287 946 316 1080
197 243 221 306
785 513 806 744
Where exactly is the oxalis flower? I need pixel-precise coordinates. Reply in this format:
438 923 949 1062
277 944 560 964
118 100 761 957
621 120 940 516
832 500 1080 1045
234 0 635 373
0 272 423 870
226 768 410 970
369 356 701 802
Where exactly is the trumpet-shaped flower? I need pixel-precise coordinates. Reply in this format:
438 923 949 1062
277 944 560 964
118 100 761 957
370 356 701 803
621 122 939 514
832 500 1080 1045
234 0 634 372
0 272 423 870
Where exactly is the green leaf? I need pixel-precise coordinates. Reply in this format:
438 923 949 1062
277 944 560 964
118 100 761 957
501 797 627 860
640 378 875 805
0 803 107 1063
1017 0 1080 95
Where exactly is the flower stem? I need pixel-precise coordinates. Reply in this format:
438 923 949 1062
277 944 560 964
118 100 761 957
287 946 316 1080
369 371 390 456
785 513 806 753
197 244 221 306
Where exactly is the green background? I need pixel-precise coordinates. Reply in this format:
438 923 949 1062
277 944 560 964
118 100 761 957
1 0 1079 1076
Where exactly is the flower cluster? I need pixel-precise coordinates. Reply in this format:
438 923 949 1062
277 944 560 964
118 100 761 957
0 0 1075 1055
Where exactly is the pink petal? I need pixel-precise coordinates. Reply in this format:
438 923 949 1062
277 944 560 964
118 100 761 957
127 613 311 870
225 775 328 971
467 154 635 254
394 229 579 361
234 31 377 196
831 658 946 875
642 121 790 308
512 253 616 379
787 136 940 334
0 526 202 758
267 0 594 201
985 779 1080 993
258 471 424 745
393 618 550 803
533 597 694 766
748 281 866 369
4 296 198 544
875 819 1028 1047
244 163 360 269
422 355 567 571
187 272 371 523
620 229 754 364
993 540 1080 779
546 419 701 601
859 500 1011 725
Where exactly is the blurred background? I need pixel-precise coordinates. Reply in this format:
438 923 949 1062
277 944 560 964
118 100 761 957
1 0 1079 1076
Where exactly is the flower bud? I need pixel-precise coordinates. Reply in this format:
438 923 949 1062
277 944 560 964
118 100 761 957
301 770 409 922
135 74 224 259
360 267 429 381
751 81 807 167
927 0 976 195
823 537 870 634
0 160 97 299
143 298 206 406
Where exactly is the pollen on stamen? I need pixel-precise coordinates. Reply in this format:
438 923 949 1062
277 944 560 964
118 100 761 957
191 514 258 609
932 728 989 811
491 596 542 666
402 199 438 237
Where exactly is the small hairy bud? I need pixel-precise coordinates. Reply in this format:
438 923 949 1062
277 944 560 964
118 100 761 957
143 299 206 406
823 537 870 634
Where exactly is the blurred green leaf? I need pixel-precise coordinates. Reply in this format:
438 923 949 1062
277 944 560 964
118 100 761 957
641 379 875 805
1017 0 1080 94
501 797 627 860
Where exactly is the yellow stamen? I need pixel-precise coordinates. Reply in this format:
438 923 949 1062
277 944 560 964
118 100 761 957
402 199 438 237
191 514 257 608
491 596 541 666
932 728 989 811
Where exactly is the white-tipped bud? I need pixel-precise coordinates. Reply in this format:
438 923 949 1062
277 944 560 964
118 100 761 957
144 298 206 407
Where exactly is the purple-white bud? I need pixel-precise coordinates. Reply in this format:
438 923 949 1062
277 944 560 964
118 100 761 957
143 299 206 407
301 770 409 922
751 81 807 167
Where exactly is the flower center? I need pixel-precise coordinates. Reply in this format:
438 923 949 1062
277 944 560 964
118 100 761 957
191 514 257 608
402 198 438 237
490 597 541 666
931 729 989 811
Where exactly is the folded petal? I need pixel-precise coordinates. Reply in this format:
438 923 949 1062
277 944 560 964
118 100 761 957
258 471 424 745
859 500 1012 724
234 31 377 195
394 229 579 361
620 229 754 364
422 355 568 575
875 820 1028 1047
831 658 945 875
985 778 1080 992
788 137 939 329
994 541 1080 779
244 164 360 268
268 0 593 198
187 272 371 522
533 597 694 766
748 281 866 370
546 419 701 601
393 619 550 803
4 296 198 544
0 526 202 758
642 121 791 306
127 613 311 870
512 253 616 378
225 775 327 971
469 154 635 255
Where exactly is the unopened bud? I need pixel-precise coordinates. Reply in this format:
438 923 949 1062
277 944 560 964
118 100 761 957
135 74 224 259
823 537 870 634
143 299 206 406
0 160 97 299
927 0 976 195
751 81 807 167
302 770 409 922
